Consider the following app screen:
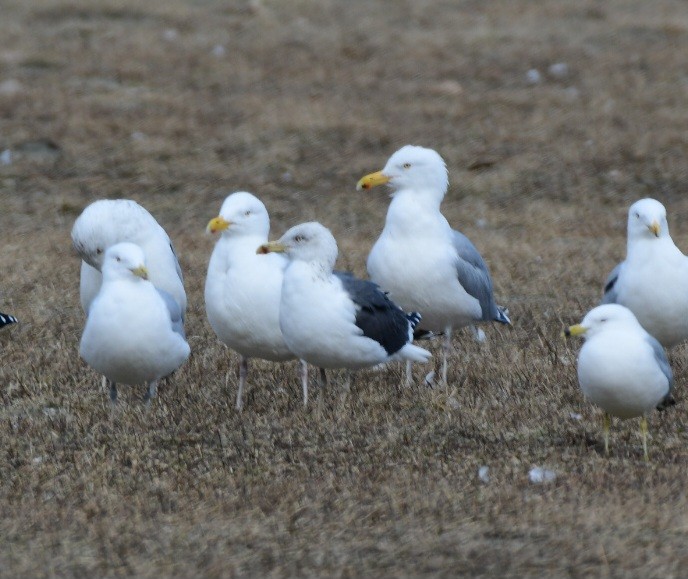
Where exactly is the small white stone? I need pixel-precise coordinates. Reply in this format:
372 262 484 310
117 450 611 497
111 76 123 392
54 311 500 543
548 62 569 78
526 69 541 84
529 467 556 484
0 149 11 165
0 79 23 95
163 28 179 41
478 466 490 483
569 412 582 421
475 218 487 229
130 131 146 141
212 44 226 58
32 456 44 464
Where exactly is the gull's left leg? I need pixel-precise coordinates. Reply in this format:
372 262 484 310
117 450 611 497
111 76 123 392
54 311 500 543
441 327 453 388
108 379 118 404
300 360 309 407
603 412 611 456
144 380 158 407
640 415 649 462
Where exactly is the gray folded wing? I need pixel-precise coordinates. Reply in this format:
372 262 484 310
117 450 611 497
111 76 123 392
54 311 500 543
601 262 623 304
452 230 509 323
157 288 186 338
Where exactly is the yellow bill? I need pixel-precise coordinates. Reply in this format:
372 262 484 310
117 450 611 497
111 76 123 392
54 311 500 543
257 241 287 255
564 324 587 337
131 265 149 280
649 221 660 237
356 170 390 191
206 216 231 234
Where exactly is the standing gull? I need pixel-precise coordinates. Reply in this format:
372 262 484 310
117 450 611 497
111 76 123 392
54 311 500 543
71 199 186 319
80 242 190 404
565 304 674 460
357 145 510 386
602 198 688 348
205 192 301 410
258 222 431 377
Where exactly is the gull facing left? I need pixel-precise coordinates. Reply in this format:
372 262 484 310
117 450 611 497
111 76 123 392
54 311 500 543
258 222 431 376
566 304 674 460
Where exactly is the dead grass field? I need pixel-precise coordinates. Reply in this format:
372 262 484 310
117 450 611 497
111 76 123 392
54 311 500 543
2 0 688 576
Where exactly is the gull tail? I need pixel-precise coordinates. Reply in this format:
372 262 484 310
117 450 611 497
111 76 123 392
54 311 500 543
657 393 676 412
495 305 511 325
395 344 432 364
406 311 422 330
0 312 18 331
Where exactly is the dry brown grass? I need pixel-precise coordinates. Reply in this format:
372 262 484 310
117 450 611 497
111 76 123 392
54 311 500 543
3 0 688 576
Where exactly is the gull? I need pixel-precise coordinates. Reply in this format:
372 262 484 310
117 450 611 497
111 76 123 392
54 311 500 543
565 304 674 460
205 191 302 410
357 145 510 386
258 222 431 380
79 242 190 404
602 198 688 347
71 199 186 318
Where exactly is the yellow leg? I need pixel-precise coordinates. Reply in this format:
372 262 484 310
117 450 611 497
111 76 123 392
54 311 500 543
603 413 611 456
640 415 649 462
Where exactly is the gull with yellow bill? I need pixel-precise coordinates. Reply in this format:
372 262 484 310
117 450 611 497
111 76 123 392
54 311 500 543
205 192 301 410
79 243 190 404
602 198 688 348
565 304 674 460
357 145 510 386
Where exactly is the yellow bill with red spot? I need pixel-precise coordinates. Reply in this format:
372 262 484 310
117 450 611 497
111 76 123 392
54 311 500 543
356 170 390 191
206 216 231 234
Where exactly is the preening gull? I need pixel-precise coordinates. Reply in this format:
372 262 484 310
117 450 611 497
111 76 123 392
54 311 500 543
205 191 301 410
601 198 688 348
565 304 674 460
79 242 190 404
0 312 18 331
258 222 431 377
71 199 186 319
357 145 510 385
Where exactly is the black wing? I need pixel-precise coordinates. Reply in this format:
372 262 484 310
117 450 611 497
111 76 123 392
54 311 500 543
334 271 418 356
0 312 18 331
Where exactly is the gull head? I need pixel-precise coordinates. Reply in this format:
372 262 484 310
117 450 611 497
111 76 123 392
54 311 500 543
627 198 669 240
206 191 270 238
356 145 449 200
71 199 154 270
565 304 640 340
258 222 338 271
102 242 149 282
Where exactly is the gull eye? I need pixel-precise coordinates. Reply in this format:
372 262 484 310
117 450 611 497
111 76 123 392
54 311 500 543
294 235 304 243
116 256 121 262
600 318 607 323
244 210 251 216
403 163 411 169
634 212 640 218
96 248 103 255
